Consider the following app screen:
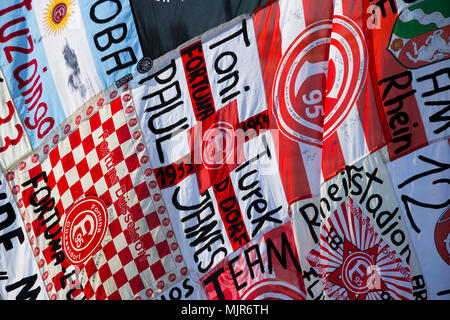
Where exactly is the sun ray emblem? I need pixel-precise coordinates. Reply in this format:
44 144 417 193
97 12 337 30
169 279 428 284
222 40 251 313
43 0 74 35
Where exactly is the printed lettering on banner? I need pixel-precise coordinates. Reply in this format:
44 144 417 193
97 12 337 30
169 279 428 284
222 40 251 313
132 16 289 277
7 89 186 300
386 140 450 300
291 151 427 300
201 222 306 300
0 169 47 300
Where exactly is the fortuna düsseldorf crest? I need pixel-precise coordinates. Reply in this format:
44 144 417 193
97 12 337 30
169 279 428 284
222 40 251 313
388 0 450 69
62 196 108 265
307 198 413 300
272 16 367 146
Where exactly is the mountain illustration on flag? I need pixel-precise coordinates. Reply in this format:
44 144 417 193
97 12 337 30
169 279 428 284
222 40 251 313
388 0 450 69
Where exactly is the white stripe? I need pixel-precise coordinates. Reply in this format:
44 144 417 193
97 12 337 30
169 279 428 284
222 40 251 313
400 8 450 28
333 0 344 15
336 104 370 166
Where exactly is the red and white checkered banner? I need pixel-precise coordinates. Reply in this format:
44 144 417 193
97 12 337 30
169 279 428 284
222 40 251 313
201 221 306 300
291 150 425 300
386 139 450 300
6 87 187 300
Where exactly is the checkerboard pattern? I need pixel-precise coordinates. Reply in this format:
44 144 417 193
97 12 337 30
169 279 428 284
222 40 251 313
11 89 187 300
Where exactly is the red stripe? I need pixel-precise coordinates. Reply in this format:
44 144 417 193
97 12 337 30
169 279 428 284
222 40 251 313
356 73 387 153
264 5 282 97
253 1 269 44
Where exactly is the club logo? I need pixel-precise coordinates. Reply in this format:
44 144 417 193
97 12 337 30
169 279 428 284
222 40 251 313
240 279 306 300
307 198 413 300
62 196 108 265
388 0 450 69
272 16 367 146
434 206 450 265
337 241 388 298
43 0 74 35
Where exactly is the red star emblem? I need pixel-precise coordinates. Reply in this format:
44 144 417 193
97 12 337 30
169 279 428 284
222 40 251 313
325 239 388 300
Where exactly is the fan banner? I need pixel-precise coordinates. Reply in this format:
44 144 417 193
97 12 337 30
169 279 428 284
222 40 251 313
0 67 32 169
0 0 143 148
6 87 186 300
291 150 426 300
131 16 290 278
374 0 450 162
201 222 306 300
386 139 450 300
0 169 47 300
